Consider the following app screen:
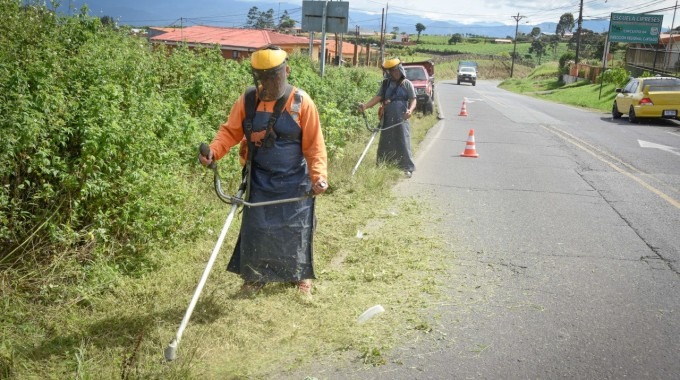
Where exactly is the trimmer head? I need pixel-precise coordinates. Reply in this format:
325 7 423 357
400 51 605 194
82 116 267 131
164 339 178 361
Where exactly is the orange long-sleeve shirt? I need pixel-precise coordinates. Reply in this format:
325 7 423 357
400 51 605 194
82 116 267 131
209 87 328 184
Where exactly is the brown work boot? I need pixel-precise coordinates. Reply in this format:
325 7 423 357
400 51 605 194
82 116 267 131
296 279 312 295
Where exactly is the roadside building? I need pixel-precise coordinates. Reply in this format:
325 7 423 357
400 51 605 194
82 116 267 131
149 25 321 63
625 32 680 76
321 38 378 66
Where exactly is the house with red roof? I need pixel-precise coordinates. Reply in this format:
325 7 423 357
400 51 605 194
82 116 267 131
149 26 321 63
323 38 379 66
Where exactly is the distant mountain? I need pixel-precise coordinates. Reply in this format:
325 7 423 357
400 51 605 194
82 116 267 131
54 0 610 38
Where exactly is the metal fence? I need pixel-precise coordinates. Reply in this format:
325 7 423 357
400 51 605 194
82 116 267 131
625 45 680 77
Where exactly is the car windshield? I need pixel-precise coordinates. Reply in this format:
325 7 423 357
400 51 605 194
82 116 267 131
460 67 475 73
405 68 427 80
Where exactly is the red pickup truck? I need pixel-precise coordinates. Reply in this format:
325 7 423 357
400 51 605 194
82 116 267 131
402 60 435 115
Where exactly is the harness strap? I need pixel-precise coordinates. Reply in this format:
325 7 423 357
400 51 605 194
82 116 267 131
379 77 406 103
242 84 294 200
262 84 293 148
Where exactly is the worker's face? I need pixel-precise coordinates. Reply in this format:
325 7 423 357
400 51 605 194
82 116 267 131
386 66 401 80
253 65 289 101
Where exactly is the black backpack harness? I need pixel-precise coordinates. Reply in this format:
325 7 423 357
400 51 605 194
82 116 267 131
241 84 295 199
379 76 407 103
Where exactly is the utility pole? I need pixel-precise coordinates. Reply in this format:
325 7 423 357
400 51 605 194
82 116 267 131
666 0 678 70
320 1 328 77
379 7 386 64
510 13 525 78
574 0 584 65
353 25 359 66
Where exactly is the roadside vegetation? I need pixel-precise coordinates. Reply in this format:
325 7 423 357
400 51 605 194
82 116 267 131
2 1 638 378
414 36 571 63
1 2 446 378
498 60 636 113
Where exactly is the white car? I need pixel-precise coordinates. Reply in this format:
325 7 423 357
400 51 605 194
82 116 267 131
457 66 477 86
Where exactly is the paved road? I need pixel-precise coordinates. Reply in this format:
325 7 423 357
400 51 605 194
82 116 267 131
320 80 680 379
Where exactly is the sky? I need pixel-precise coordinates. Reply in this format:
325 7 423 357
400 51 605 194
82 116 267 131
58 0 680 32
314 0 680 29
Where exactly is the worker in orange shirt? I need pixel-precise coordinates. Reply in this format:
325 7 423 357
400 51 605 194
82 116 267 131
199 46 328 296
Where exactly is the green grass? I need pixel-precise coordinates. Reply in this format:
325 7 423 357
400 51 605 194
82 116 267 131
1 113 448 379
412 36 570 64
499 63 618 112
419 41 567 61
527 61 560 79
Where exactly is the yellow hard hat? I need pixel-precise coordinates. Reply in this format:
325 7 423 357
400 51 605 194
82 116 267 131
251 46 288 70
382 57 401 70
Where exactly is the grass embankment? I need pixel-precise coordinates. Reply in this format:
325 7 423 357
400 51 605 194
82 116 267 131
2 4 453 377
2 113 448 379
499 61 618 112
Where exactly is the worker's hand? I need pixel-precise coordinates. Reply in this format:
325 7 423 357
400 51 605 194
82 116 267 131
312 178 328 195
357 103 366 113
404 109 413 119
198 145 214 167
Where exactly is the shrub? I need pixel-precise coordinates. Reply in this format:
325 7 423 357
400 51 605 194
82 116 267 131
600 67 631 87
0 0 380 273
558 52 576 74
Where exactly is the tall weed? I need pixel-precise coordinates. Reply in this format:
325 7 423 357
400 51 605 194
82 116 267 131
0 1 378 279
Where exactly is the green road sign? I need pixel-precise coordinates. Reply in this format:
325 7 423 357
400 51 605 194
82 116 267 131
609 13 663 44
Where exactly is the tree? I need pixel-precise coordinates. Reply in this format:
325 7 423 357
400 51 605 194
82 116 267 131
415 23 426 41
246 7 276 29
100 15 115 27
573 29 603 60
528 39 546 64
258 9 275 29
549 34 560 58
530 27 541 39
246 6 259 28
392 26 399 39
278 10 296 29
448 33 463 45
515 32 530 43
556 13 575 37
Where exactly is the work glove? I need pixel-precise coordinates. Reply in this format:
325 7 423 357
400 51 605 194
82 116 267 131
198 143 214 167
312 178 328 195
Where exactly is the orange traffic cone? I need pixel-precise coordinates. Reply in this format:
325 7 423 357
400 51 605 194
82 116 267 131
460 129 479 158
458 99 468 116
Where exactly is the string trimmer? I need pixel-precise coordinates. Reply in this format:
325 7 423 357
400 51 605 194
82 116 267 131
164 143 312 362
351 109 406 176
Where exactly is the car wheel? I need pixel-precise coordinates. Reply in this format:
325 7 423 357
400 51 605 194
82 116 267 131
628 106 638 123
457 80 460 85
612 102 622 119
424 99 433 115
472 81 476 86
